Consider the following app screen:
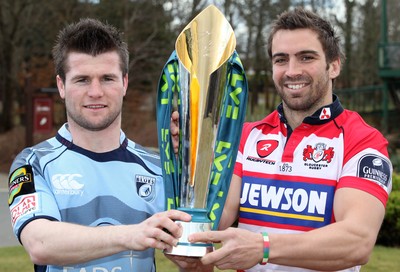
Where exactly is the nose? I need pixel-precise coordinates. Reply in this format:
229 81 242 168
285 59 302 78
87 80 104 97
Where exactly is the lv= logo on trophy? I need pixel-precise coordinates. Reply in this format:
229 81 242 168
156 5 248 257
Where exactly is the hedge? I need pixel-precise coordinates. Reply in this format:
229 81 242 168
377 172 400 246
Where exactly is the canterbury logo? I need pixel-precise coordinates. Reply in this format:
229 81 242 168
51 174 84 190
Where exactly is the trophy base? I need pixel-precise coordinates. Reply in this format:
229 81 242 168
164 209 214 257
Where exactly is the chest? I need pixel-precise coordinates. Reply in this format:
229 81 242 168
42 153 163 225
242 123 344 180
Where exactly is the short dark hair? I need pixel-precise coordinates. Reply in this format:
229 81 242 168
52 18 129 82
267 7 345 66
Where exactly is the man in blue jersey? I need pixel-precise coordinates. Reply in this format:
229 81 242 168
8 18 191 272
170 7 392 272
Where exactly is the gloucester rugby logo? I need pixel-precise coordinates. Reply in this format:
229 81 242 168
303 143 334 163
257 140 279 157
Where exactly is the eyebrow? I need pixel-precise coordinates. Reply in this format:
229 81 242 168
70 75 89 81
272 50 320 59
70 73 119 81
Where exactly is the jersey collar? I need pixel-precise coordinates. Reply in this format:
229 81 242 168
56 123 128 149
277 94 344 126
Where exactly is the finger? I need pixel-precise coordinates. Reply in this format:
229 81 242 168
166 210 192 224
170 124 179 137
170 112 179 134
148 237 174 251
171 110 179 122
155 227 180 247
165 209 192 222
188 230 222 244
155 211 191 239
201 246 229 266
164 254 203 269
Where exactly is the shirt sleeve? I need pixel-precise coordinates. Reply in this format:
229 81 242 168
338 147 392 207
338 114 393 207
8 161 61 240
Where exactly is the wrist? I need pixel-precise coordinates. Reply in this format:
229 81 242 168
259 232 269 265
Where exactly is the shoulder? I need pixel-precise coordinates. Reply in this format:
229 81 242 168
241 111 279 139
125 138 161 167
243 111 279 130
335 110 390 164
335 110 387 143
10 136 63 174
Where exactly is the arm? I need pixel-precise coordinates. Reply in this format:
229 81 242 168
218 174 241 230
269 187 384 269
190 188 385 271
20 210 191 266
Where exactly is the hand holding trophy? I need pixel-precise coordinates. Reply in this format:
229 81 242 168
157 5 248 257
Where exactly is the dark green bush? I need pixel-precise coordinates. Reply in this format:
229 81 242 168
391 172 400 191
377 173 400 246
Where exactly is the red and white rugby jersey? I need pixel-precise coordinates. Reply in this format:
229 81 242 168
234 96 392 272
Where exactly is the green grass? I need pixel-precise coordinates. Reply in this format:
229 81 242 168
0 245 398 271
0 246 31 271
362 245 400 271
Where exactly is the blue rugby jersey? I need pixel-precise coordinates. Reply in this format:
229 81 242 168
233 96 392 272
8 124 164 272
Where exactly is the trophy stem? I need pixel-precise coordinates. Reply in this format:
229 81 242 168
164 208 214 257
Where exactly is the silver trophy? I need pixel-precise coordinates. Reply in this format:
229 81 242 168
157 5 247 257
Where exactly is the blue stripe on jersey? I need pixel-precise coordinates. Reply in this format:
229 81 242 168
55 133 160 176
240 176 335 229
60 195 151 225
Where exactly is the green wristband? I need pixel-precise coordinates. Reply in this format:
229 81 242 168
260 232 269 265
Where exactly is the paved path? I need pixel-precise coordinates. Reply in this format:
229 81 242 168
0 172 20 247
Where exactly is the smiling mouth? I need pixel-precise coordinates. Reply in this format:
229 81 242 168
85 105 106 108
286 83 307 90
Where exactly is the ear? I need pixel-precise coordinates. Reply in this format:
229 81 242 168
329 58 341 79
56 75 66 99
122 73 128 96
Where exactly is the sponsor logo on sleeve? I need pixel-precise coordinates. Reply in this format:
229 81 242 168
8 165 35 205
10 193 39 225
135 175 156 202
357 154 391 187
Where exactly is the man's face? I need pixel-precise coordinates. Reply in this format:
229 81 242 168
271 29 340 114
56 51 128 132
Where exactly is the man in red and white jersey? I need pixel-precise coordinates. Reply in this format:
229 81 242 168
183 7 393 272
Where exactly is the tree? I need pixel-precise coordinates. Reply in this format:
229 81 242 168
357 0 381 86
0 0 395 133
0 0 177 133
0 0 35 132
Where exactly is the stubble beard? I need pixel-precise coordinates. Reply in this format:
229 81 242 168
276 72 331 113
66 106 121 132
